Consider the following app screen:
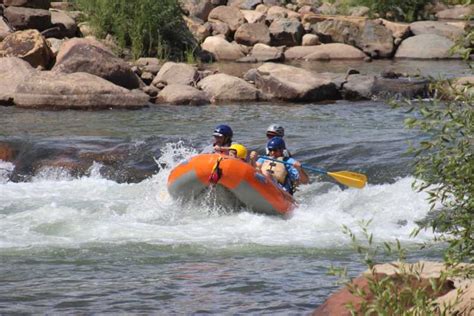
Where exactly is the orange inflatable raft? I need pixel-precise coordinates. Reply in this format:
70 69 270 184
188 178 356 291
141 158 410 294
167 153 296 216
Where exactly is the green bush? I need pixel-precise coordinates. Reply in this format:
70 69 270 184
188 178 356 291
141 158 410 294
74 0 196 60
350 0 432 21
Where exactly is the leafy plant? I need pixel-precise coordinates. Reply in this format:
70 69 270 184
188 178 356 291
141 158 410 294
74 0 196 60
350 0 432 21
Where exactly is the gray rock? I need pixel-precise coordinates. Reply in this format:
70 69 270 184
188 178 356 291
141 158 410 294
395 34 459 59
269 18 304 46
356 20 394 58
341 74 375 100
14 71 149 109
208 5 245 32
234 23 270 46
410 21 465 41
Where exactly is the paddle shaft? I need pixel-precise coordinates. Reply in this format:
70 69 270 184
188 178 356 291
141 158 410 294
260 156 327 175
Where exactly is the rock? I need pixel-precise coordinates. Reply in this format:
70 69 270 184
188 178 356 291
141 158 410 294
266 5 300 22
46 37 63 56
151 61 198 86
0 57 36 105
269 18 304 46
156 84 209 105
247 43 284 62
53 38 144 89
184 16 211 43
234 23 270 46
349 6 369 17
375 19 410 41
436 5 474 20
0 142 14 161
341 74 375 100
4 6 52 31
356 20 394 58
395 34 459 59
197 73 259 102
372 76 429 99
201 35 244 61
208 5 245 32
0 17 13 41
302 33 320 46
240 9 266 24
181 0 214 21
285 43 366 60
317 2 336 15
255 62 339 101
14 71 149 109
0 30 53 68
50 9 77 38
311 19 360 44
3 0 51 9
410 21 465 41
50 1 73 10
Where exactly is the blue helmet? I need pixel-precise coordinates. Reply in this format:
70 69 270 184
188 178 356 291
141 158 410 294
267 137 286 151
213 124 233 138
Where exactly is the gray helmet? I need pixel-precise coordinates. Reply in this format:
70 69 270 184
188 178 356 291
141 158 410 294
266 124 285 137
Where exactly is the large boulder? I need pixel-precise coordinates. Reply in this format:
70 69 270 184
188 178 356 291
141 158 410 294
241 9 266 24
245 43 284 62
409 21 465 41
395 34 459 59
341 74 376 100
14 71 149 109
3 6 52 31
201 35 244 61
52 38 144 89
156 84 209 105
0 57 36 105
255 63 339 101
197 73 259 102
234 23 271 46
285 43 366 60
356 20 394 58
3 0 51 9
208 5 245 32
269 18 304 46
151 61 198 86
0 30 53 68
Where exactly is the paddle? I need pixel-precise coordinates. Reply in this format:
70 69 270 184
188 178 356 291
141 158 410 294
260 156 367 189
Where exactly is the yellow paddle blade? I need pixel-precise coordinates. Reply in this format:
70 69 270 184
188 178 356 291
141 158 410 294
327 171 367 189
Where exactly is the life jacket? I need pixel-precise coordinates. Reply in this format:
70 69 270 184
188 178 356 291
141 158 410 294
261 157 288 185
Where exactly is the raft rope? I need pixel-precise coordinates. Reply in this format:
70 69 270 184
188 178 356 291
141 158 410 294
208 156 223 185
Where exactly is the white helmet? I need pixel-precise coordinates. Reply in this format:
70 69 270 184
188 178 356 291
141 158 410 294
266 124 285 137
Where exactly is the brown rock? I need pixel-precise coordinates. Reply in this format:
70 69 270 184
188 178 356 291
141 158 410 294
356 20 394 58
3 0 50 9
410 21 465 41
395 34 459 59
0 17 13 41
156 84 209 105
14 71 149 110
197 73 259 102
436 5 474 20
234 23 270 46
285 43 366 60
269 18 304 46
208 5 245 32
53 38 144 89
201 35 244 61
0 57 36 105
0 30 53 68
0 142 14 161
4 6 52 31
151 61 198 86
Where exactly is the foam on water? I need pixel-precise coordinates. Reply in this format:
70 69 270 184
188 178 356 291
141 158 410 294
0 143 435 250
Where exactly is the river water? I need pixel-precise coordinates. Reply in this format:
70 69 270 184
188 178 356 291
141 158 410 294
2 59 468 314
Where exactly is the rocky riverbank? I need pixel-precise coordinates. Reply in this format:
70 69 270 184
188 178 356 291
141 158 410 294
0 0 473 109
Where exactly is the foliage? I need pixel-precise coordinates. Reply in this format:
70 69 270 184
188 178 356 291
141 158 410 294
329 221 463 315
74 0 196 60
349 0 432 21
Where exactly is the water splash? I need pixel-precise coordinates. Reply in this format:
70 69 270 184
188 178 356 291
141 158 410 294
0 160 15 184
0 143 435 250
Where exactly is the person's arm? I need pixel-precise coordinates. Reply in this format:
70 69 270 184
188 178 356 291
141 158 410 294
249 151 258 167
292 160 310 185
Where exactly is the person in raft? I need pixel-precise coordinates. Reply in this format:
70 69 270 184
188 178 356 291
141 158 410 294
228 143 248 161
201 124 233 154
255 137 309 195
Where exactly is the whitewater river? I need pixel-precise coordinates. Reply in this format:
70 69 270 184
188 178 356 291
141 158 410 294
0 99 447 314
